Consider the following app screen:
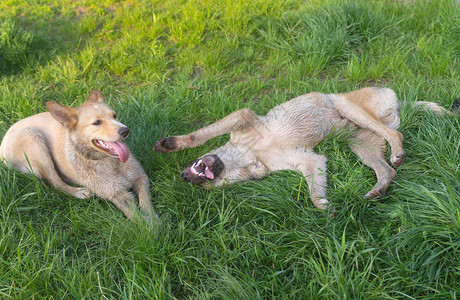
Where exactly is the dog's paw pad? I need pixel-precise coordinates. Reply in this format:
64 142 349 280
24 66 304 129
390 152 406 167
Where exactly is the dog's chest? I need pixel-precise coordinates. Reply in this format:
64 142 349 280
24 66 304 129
229 128 273 151
70 157 134 191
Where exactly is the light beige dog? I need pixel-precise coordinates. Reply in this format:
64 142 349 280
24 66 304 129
0 90 157 222
155 87 451 210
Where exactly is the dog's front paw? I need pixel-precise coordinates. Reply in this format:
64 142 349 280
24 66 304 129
74 187 92 199
141 210 161 226
154 137 178 153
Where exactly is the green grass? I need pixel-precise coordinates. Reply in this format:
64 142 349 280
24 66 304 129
1 0 459 298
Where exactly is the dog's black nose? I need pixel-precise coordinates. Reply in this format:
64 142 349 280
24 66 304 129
181 171 190 182
118 127 129 138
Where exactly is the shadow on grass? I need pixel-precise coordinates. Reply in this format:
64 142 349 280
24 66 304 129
0 15 87 77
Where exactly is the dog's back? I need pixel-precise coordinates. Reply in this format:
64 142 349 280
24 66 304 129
0 113 65 174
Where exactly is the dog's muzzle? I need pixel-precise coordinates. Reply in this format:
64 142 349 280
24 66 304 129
181 154 224 184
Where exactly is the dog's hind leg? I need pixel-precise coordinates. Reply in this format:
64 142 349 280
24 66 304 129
332 95 406 167
1 129 91 199
349 129 396 198
154 108 260 153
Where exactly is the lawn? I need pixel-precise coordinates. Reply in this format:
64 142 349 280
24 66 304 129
0 0 459 298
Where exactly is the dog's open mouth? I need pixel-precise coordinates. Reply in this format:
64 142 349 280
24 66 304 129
190 158 215 180
92 140 129 163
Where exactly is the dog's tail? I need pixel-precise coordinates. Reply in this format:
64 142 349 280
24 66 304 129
412 98 459 116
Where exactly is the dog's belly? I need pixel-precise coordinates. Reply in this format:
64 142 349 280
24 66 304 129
262 105 353 149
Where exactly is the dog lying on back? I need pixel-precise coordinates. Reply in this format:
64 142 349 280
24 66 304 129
0 90 157 222
155 87 453 210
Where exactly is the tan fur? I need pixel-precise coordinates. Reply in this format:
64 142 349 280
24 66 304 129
0 90 157 222
155 87 451 211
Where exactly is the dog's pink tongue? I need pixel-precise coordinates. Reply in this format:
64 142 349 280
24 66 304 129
204 169 214 180
106 141 129 164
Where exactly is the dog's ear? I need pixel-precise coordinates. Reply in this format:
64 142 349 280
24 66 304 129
46 101 78 128
86 90 104 103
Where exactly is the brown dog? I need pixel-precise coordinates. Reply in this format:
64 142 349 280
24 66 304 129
155 87 451 210
0 90 157 222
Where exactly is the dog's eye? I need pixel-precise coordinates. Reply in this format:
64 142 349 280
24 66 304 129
92 120 102 126
113 113 117 119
